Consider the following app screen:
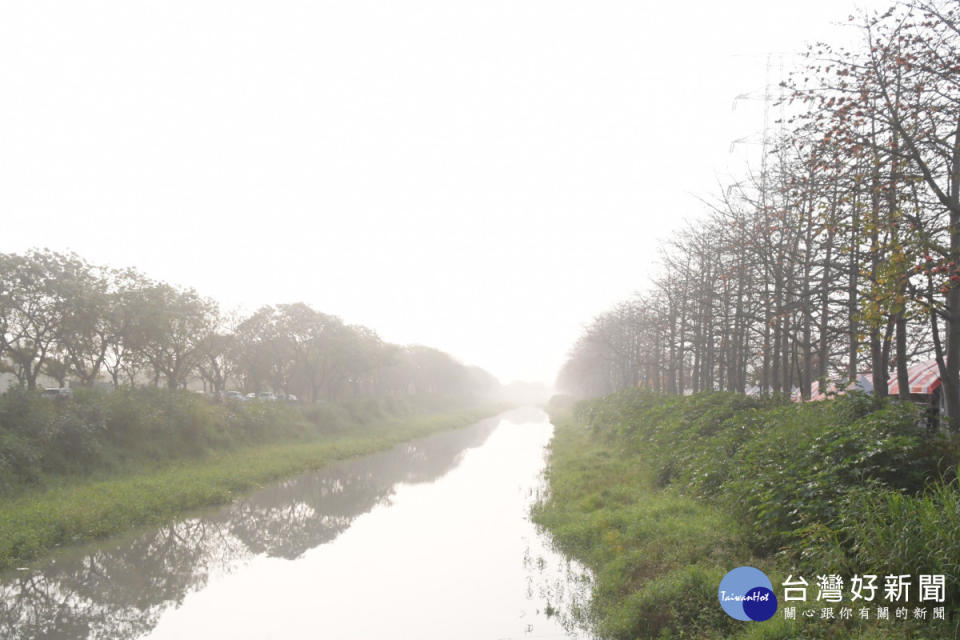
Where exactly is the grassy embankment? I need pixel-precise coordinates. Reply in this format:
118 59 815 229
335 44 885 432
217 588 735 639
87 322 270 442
0 387 504 571
534 391 960 639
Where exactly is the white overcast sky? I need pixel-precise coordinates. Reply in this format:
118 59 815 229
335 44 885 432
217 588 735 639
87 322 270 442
0 0 891 385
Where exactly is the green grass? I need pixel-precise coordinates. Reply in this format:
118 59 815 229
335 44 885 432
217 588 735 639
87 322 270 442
533 408 753 639
0 404 501 571
534 392 960 639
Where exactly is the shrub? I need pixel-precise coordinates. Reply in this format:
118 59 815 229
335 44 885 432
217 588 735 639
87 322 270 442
0 387 403 491
837 480 960 607
540 390 960 639
602 564 735 640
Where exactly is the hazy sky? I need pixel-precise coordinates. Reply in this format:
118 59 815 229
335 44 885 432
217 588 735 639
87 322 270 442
0 0 892 385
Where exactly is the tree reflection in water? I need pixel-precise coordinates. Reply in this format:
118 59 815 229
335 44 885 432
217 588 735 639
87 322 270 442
0 415 502 640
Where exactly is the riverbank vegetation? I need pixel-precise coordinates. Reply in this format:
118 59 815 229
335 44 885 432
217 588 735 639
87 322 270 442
544 2 960 636
556 0 960 427
0 249 510 569
534 391 960 639
0 249 499 400
0 387 503 570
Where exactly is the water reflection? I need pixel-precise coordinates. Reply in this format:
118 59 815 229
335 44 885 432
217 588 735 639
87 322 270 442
0 408 592 640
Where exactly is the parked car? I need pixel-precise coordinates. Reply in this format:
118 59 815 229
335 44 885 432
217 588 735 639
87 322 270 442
258 392 278 401
40 387 73 399
223 391 245 401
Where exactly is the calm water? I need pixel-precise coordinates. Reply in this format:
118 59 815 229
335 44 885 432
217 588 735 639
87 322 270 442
0 408 592 639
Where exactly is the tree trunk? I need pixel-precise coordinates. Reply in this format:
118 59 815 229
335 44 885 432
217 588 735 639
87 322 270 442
895 311 910 400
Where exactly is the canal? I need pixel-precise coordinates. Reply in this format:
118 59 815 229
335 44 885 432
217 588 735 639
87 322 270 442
0 408 592 639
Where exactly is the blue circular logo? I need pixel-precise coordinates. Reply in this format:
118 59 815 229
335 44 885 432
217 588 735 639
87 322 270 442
718 567 778 621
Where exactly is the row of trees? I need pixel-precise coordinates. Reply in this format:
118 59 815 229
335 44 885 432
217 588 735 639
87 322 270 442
0 249 498 402
559 0 960 425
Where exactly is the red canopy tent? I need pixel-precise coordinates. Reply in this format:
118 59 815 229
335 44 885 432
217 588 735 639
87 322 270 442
886 358 942 396
795 359 944 427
